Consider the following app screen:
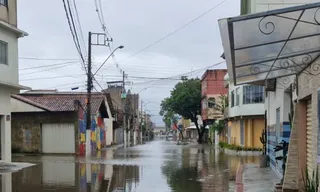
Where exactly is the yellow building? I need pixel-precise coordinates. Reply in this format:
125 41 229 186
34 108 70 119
226 118 264 148
223 74 265 149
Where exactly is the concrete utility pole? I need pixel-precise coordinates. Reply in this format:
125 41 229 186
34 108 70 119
122 71 127 147
140 100 143 143
86 32 112 156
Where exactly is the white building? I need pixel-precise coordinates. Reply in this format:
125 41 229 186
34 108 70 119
224 73 265 148
220 0 320 191
0 0 29 162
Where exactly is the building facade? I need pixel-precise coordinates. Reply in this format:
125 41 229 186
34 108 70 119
10 92 114 155
224 74 265 148
219 1 320 191
201 69 228 125
0 0 28 162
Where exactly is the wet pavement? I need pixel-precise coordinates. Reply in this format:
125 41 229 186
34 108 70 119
1 139 259 192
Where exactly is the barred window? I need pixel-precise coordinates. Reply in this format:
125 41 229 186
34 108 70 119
243 85 264 104
0 41 7 65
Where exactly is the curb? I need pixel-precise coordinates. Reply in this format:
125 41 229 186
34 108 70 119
235 164 244 192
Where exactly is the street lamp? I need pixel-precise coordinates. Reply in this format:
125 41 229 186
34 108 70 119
93 45 124 76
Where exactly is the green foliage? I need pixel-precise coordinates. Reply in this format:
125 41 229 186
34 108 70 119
160 78 206 143
210 120 226 134
214 94 229 114
303 166 319 192
274 140 289 184
260 129 267 155
218 142 262 151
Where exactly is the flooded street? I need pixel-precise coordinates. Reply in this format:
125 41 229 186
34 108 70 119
3 140 258 192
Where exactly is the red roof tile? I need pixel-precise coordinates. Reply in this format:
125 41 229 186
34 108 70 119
13 93 105 114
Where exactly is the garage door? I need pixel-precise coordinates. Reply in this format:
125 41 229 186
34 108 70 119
42 123 75 153
307 100 313 172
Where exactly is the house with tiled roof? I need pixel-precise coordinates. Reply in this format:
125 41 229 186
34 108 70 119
10 91 115 155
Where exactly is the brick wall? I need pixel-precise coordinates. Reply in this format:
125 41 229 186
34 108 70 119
11 111 77 153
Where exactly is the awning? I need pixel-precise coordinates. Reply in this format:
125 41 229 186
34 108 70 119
219 2 320 85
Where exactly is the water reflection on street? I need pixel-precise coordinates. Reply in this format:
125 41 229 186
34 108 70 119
1 140 258 192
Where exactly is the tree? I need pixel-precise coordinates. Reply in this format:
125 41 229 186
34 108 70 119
214 94 228 114
160 78 206 143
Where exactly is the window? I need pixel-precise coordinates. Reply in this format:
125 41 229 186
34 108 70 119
0 0 7 7
208 97 216 108
243 85 264 104
0 41 8 65
236 88 240 106
202 99 207 110
231 91 234 107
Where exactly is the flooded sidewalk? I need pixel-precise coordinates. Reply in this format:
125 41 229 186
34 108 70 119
236 164 280 192
2 140 260 192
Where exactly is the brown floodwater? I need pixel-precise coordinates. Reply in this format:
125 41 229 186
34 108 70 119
1 139 258 192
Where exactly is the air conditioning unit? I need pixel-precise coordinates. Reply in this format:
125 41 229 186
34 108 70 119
265 79 276 92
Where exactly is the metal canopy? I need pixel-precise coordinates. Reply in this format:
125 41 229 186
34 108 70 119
219 2 320 85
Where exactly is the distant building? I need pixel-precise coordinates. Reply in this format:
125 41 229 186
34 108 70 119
201 69 228 125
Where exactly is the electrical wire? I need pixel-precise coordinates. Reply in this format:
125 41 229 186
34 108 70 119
20 62 78 76
62 0 87 72
118 0 229 63
19 57 78 61
72 0 87 57
19 61 78 71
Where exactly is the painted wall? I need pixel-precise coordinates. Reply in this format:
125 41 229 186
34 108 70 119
227 118 264 148
0 1 17 27
247 0 317 14
11 111 77 153
11 98 45 112
104 118 113 146
227 83 265 117
0 27 19 86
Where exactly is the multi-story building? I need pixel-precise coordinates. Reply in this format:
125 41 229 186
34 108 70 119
219 0 320 191
223 74 265 148
201 69 228 125
0 0 28 162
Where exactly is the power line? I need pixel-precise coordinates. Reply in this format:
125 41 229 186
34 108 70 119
132 62 225 85
62 0 86 71
118 0 229 63
20 74 85 81
72 0 87 57
19 61 78 70
19 57 78 61
20 62 78 76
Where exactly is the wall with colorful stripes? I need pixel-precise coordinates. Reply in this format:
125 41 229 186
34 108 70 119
267 122 290 177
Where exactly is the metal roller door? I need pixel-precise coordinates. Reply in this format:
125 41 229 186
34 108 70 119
42 123 75 153
307 100 313 172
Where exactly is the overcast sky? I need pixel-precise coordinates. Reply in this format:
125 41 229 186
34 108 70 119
17 0 240 126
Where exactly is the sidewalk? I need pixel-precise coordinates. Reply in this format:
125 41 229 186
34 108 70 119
235 164 280 192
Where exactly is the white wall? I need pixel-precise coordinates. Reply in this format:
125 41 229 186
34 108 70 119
228 82 265 117
265 77 293 125
0 27 18 86
250 0 317 13
104 118 113 146
11 98 44 112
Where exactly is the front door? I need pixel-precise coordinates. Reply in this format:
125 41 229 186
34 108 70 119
240 120 244 146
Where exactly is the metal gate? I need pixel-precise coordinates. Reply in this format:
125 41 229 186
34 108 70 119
42 123 75 153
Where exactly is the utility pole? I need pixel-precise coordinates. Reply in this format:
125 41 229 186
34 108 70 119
86 31 112 156
86 32 92 131
122 71 127 146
